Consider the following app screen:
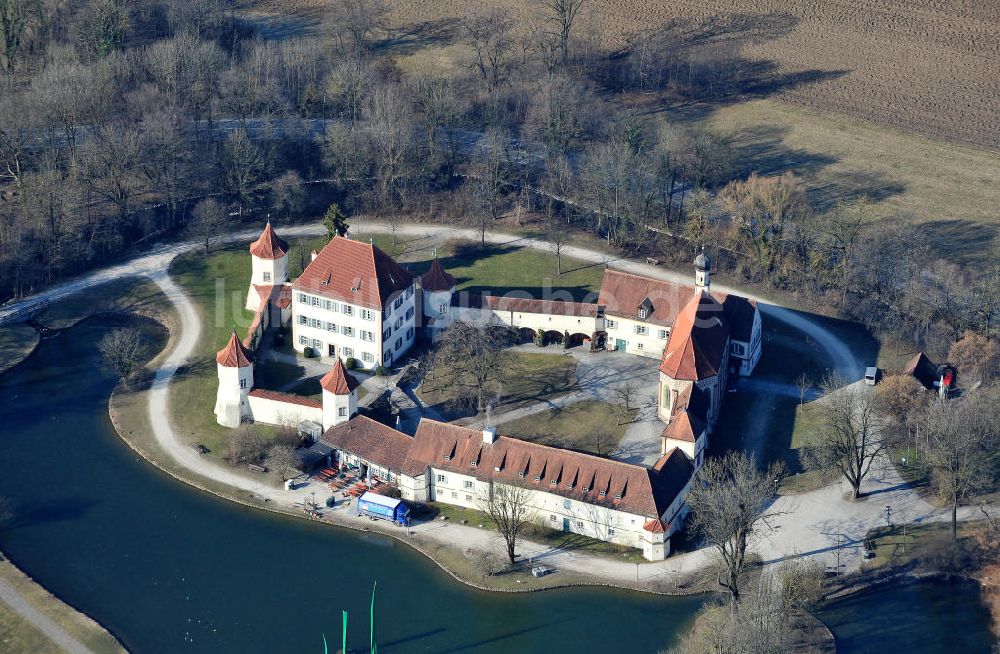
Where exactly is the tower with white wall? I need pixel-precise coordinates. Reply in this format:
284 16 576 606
321 359 359 430
694 248 711 290
246 221 289 311
418 258 457 340
214 330 255 427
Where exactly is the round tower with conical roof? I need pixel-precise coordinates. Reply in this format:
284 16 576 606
246 221 289 311
214 330 255 427
320 358 360 430
694 247 711 290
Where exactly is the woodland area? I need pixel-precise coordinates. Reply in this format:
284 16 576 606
0 0 997 358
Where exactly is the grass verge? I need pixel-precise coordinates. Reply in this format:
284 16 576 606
0 325 39 376
502 400 633 456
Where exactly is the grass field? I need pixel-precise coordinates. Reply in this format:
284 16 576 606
502 400 633 456
419 351 578 420
0 558 126 654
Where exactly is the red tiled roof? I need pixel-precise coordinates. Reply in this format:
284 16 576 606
902 351 939 389
320 359 360 395
402 419 693 517
643 518 667 533
249 222 288 259
275 285 292 309
247 388 322 409
292 237 414 310
659 290 729 381
420 259 456 292
598 270 692 327
483 295 602 318
216 330 254 367
713 292 758 343
661 410 705 443
320 415 413 473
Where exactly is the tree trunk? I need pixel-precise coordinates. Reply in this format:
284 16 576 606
506 539 516 564
952 499 959 542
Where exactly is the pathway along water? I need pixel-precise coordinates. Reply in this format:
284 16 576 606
0 317 706 653
1 318 995 653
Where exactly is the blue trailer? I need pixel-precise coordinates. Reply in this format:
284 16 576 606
357 492 410 525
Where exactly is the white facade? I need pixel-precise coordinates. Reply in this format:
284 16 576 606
322 386 357 431
603 316 670 357
214 362 253 428
292 284 418 369
246 394 322 426
730 309 763 376
246 253 288 312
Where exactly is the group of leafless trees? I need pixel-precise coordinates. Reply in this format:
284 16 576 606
2 0 994 365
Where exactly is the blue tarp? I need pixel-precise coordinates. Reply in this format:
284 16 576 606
357 492 410 524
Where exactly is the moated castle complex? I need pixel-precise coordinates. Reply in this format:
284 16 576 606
214 224 762 560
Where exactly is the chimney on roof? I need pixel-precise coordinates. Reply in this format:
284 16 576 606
310 249 318 262
483 404 497 444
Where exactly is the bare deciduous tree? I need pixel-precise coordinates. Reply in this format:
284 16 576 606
227 423 266 466
811 374 885 499
536 0 585 66
98 326 144 386
188 198 227 253
0 0 41 74
219 129 264 214
686 451 785 603
434 321 514 413
612 382 637 426
265 443 300 482
477 482 535 565
463 8 516 91
919 394 998 541
793 372 811 406
546 229 567 275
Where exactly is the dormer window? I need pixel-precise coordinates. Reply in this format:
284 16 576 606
533 475 540 482
638 308 647 319
444 455 451 461
582 486 590 492
613 493 622 500
470 461 477 468
598 490 606 497
518 471 525 478
550 479 557 486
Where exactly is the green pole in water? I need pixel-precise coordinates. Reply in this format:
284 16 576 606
370 582 377 654
322 633 329 654
342 610 348 654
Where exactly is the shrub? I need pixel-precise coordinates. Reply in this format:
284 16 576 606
303 346 316 358
374 365 388 376
345 356 358 369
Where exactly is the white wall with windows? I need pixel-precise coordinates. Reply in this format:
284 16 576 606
291 284 417 369
603 316 670 357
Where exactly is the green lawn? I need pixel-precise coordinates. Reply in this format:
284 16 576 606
502 400 634 456
863 521 984 569
419 351 578 419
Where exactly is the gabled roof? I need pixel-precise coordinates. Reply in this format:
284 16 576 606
216 330 254 367
320 415 412 474
643 518 667 533
247 388 321 409
598 270 692 326
661 409 706 444
649 448 695 510
249 222 288 260
659 290 729 381
292 237 414 310
483 295 602 318
420 259 457 292
320 359 360 395
714 292 758 343
902 351 939 389
402 419 694 517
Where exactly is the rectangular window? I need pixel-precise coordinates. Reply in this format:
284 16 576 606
342 347 353 357
405 307 414 320
436 474 446 483
637 342 644 350
394 297 404 310
342 305 354 316
406 286 414 299
311 296 320 307
575 521 583 528
606 319 616 329
382 329 391 341
360 309 374 321
451 491 458 499
635 325 647 335
360 330 374 342
327 322 337 332
394 317 403 330
637 309 647 319
658 329 669 339
438 302 448 314
338 407 347 417
383 351 391 363
298 315 307 325
608 528 615 536
362 352 374 363
394 338 402 350
297 293 307 304
262 271 271 282
343 327 354 337
239 378 247 389
563 499 571 509
464 480 474 490
465 494 473 502
550 515 557 522
405 327 414 340
299 335 307 345
312 339 321 349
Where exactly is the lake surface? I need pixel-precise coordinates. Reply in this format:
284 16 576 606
819 578 996 653
0 317 707 653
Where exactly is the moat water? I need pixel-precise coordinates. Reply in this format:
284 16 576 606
0 317 994 652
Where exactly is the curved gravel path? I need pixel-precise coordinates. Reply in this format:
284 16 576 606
3 220 930 585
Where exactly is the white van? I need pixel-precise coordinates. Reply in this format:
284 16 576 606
864 367 879 386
